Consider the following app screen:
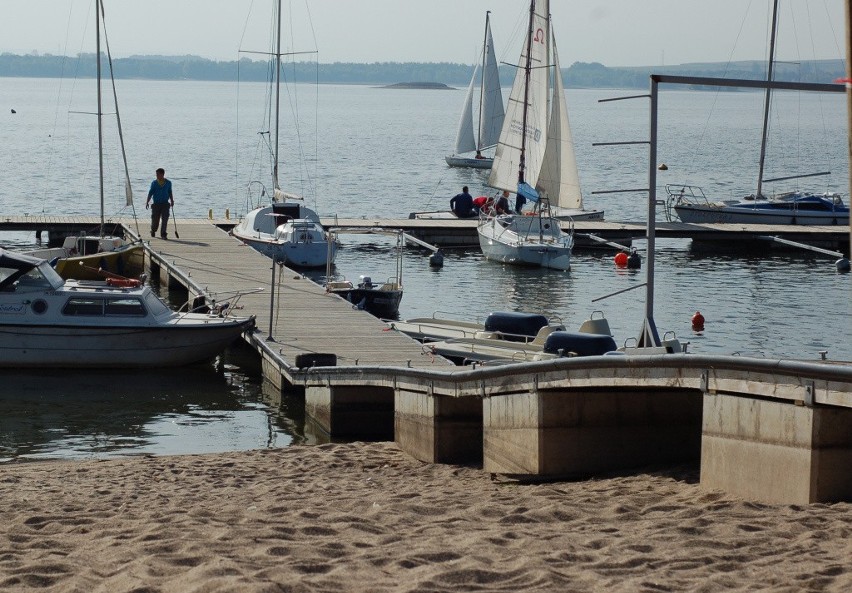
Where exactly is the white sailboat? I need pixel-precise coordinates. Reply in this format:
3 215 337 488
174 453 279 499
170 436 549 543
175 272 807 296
445 11 505 170
231 0 336 268
26 0 143 280
667 0 849 226
478 0 578 271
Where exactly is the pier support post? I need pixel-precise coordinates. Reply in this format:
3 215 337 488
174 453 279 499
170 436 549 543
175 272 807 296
483 388 702 476
701 394 852 504
305 385 394 440
395 390 483 464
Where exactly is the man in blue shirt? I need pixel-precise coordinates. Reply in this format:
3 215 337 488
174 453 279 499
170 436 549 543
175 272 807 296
450 186 475 218
146 168 174 239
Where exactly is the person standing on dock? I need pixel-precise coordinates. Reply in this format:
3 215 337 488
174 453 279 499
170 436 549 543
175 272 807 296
146 168 174 239
450 186 475 218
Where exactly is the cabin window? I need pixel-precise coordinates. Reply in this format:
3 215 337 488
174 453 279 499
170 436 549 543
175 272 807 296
105 298 146 317
62 298 104 316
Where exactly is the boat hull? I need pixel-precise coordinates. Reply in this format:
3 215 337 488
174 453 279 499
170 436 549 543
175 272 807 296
0 318 255 368
674 204 850 225
52 243 145 280
238 236 334 268
329 287 403 319
477 216 572 271
445 155 493 169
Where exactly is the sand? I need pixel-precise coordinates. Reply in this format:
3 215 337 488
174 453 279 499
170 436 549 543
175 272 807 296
0 442 849 592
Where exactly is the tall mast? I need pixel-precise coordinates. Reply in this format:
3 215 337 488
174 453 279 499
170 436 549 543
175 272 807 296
96 0 104 236
756 0 779 198
273 0 282 194
476 11 491 152
518 0 536 186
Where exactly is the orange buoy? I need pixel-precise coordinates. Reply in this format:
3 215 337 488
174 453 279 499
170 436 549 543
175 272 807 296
614 251 628 267
691 311 705 331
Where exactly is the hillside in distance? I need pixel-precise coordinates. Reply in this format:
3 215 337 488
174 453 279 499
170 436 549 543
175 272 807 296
0 53 844 89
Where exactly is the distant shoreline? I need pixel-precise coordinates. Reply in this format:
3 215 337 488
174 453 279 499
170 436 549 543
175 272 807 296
380 82 455 90
0 54 843 89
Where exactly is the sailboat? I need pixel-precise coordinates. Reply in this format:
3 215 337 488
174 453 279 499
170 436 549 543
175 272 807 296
26 0 143 280
231 0 336 268
667 0 849 226
444 11 505 170
477 0 578 271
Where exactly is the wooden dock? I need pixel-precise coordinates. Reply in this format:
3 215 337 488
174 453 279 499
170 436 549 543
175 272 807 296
128 222 453 390
1 215 848 251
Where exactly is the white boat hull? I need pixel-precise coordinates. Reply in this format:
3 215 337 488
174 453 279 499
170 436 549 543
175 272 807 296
477 215 573 271
236 234 334 268
445 155 493 169
0 320 254 368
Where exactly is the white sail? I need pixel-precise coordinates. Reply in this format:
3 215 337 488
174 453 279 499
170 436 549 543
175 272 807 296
488 0 550 193
478 23 505 149
453 66 478 155
537 34 582 210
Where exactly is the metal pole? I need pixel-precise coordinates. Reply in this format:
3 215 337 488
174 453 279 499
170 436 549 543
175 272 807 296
846 0 852 255
273 0 282 194
638 77 661 348
96 0 104 238
756 0 780 199
266 260 276 341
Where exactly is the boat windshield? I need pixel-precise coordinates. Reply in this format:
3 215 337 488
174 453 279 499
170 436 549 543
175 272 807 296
0 260 65 293
142 291 172 316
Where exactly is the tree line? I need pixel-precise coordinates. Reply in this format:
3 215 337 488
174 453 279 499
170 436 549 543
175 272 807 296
0 53 844 89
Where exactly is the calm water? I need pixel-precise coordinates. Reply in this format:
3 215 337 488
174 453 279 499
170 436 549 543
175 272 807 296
1 77 850 461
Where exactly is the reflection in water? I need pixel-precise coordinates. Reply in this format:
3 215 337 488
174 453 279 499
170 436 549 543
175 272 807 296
0 343 308 462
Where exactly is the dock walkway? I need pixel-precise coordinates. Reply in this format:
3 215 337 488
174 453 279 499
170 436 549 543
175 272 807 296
131 222 450 387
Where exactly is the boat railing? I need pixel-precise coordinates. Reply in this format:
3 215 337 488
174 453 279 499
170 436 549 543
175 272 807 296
664 184 709 221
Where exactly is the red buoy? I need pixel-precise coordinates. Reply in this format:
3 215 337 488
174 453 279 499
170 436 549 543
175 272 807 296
614 251 628 267
691 311 705 332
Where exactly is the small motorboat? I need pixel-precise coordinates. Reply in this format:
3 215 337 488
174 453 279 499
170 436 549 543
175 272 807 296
0 249 255 368
419 311 617 365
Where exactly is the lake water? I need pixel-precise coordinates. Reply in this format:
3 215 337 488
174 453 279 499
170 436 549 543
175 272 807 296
1 76 849 461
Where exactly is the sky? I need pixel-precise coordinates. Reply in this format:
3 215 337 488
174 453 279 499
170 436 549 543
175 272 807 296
0 0 846 68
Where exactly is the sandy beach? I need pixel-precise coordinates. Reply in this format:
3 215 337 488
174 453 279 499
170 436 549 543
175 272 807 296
0 442 849 592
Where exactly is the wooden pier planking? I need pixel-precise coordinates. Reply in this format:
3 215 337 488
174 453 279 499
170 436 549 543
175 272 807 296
135 222 448 375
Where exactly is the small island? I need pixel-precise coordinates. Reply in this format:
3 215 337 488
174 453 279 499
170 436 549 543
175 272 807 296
381 82 455 90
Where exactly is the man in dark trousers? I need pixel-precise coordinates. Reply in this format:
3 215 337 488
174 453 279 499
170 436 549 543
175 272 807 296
450 185 475 218
146 167 174 239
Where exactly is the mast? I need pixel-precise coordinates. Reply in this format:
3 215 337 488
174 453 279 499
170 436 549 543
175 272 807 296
273 0 282 195
756 0 780 199
476 11 491 152
518 0 536 186
96 0 104 237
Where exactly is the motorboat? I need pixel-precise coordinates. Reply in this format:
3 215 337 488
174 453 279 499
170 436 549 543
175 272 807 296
420 311 617 365
230 0 336 269
326 275 403 319
325 229 404 319
444 11 504 170
0 249 256 368
388 310 559 342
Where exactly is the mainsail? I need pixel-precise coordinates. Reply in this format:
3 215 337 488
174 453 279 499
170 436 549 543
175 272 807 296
487 0 583 211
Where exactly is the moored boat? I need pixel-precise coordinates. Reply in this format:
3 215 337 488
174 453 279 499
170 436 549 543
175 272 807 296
0 249 255 368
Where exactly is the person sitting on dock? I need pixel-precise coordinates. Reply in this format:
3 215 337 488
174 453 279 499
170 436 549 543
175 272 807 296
450 186 475 218
472 195 494 215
